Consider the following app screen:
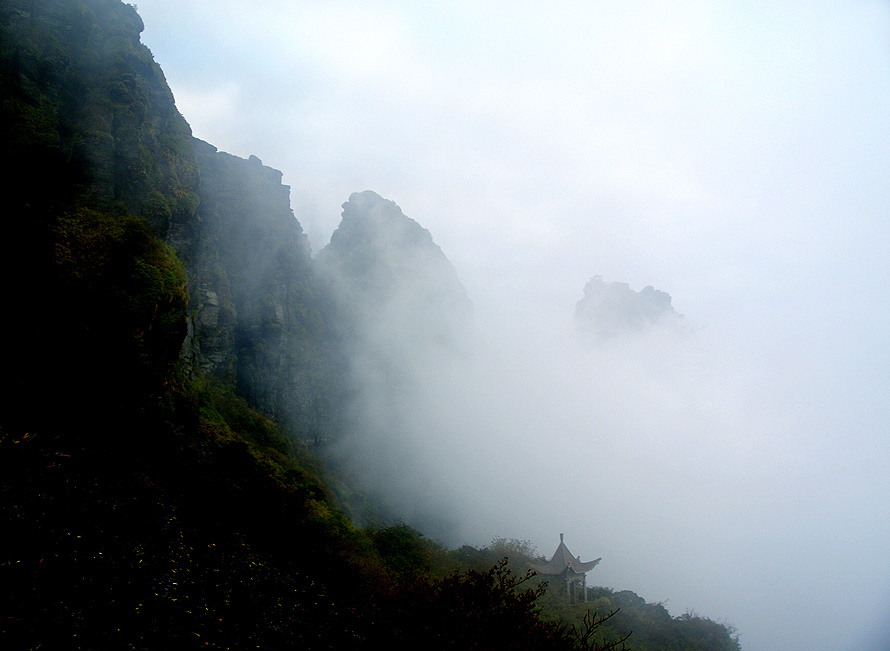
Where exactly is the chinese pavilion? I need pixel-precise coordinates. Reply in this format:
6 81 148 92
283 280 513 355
530 533 601 603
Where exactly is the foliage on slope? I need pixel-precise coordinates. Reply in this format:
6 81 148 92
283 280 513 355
448 538 742 651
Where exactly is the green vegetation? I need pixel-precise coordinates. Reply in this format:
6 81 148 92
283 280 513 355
445 539 742 651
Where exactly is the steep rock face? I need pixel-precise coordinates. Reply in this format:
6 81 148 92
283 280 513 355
0 0 197 427
0 0 468 452
575 276 683 338
318 190 472 354
0 0 336 443
0 0 199 238
187 139 339 440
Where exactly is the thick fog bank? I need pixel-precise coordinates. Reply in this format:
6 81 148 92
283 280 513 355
332 260 890 651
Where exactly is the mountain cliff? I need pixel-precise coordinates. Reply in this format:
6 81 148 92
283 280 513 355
1 0 197 430
0 0 339 442
187 138 340 441
0 0 198 234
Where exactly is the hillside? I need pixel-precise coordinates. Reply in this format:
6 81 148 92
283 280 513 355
0 1 740 649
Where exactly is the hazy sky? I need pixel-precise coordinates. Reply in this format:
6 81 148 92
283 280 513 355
136 2 890 650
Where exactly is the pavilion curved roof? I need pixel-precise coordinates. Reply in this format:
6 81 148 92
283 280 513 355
530 534 601 576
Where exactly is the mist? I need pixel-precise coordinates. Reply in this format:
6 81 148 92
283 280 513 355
310 189 890 651
135 1 890 650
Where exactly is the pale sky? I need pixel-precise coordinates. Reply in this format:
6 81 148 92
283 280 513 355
136 2 890 650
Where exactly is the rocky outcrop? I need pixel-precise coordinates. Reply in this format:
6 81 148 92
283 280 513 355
575 276 683 338
0 0 199 239
186 139 339 440
318 190 472 354
1 0 198 427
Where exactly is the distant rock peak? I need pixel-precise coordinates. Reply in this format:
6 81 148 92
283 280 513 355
334 191 436 250
575 276 683 338
320 190 472 352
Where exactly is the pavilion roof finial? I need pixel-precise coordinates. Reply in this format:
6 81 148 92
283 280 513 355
531 534 601 577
